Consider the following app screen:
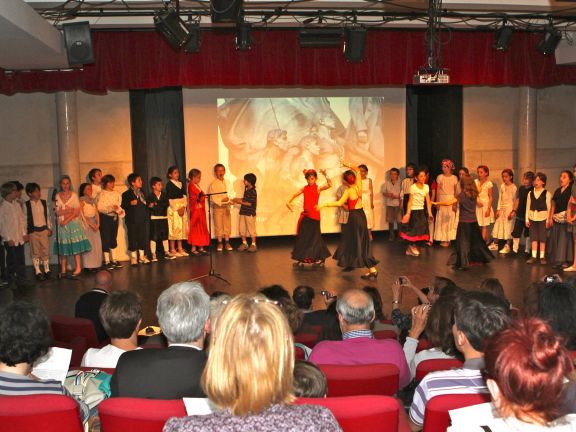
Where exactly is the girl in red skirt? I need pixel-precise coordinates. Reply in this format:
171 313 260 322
187 169 210 255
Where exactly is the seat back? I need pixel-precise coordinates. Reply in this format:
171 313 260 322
319 364 399 397
415 359 464 382
294 332 319 348
99 397 187 432
296 395 400 432
373 330 398 340
51 315 99 349
0 394 83 432
422 393 491 432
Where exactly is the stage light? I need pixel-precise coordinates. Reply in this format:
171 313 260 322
154 9 191 50
344 27 367 63
236 22 252 51
184 22 201 53
537 26 562 55
210 0 243 23
493 25 513 51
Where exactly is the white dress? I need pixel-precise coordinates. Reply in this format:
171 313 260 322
434 174 459 241
80 198 103 269
492 183 518 240
361 178 374 229
475 179 495 227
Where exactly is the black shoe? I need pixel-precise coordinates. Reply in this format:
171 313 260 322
35 273 45 281
113 261 124 268
44 271 52 279
342 267 355 272
105 262 115 270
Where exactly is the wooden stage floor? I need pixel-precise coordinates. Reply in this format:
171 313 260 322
0 233 553 326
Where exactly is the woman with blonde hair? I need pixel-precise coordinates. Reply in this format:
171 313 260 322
164 293 341 432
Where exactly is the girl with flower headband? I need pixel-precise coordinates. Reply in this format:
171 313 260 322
317 161 379 279
286 169 332 265
434 159 459 247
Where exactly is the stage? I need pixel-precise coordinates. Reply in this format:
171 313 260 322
2 233 549 326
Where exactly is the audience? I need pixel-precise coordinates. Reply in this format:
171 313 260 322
163 293 340 432
309 288 410 388
111 281 209 399
318 301 342 342
81 290 142 368
74 269 112 342
209 292 231 331
293 285 326 326
538 281 576 350
409 291 511 430
0 301 90 422
362 286 397 333
293 360 328 398
259 284 291 302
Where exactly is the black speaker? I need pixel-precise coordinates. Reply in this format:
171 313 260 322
344 27 367 63
62 22 94 66
210 0 243 23
154 9 191 50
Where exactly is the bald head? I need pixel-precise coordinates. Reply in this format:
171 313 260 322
336 289 375 326
94 270 112 290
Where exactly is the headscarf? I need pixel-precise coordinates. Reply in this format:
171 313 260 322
441 159 455 172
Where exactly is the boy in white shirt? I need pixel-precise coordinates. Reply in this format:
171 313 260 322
0 182 28 284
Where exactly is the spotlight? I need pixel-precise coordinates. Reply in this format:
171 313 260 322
154 9 191 50
344 27 367 63
537 26 562 55
210 0 243 23
184 22 201 53
236 22 251 51
493 25 513 51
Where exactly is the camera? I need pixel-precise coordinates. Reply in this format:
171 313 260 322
544 275 559 284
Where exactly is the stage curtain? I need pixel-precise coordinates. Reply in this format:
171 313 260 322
2 29 576 94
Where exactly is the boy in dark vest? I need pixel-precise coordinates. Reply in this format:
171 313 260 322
121 173 150 266
525 172 551 264
25 183 52 280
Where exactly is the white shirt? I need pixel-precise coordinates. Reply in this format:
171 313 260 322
409 183 429 211
97 190 124 216
526 188 552 222
26 199 52 230
402 337 456 380
207 178 233 207
81 344 141 368
0 199 27 245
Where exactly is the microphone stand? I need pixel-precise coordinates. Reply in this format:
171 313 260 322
189 191 230 285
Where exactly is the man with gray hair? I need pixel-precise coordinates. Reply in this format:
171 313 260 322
309 288 410 388
110 281 210 399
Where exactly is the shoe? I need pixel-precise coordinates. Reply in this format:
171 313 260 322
151 254 158 262
512 247 519 254
198 248 208 254
248 244 257 253
191 249 200 255
237 243 249 252
167 250 178 258
342 266 355 272
141 256 150 264
499 244 511 255
131 257 138 266
165 254 176 260
35 273 45 281
217 243 223 252
440 241 450 248
564 265 576 272
526 257 536 264
44 271 52 279
225 243 233 251
313 259 325 266
540 258 547 265
113 261 124 268
488 243 499 251
178 250 189 257
105 262 115 270
360 271 378 280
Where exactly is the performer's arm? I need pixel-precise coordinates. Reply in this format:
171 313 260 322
286 189 304 212
432 197 458 206
318 188 350 209
547 194 554 229
369 178 374 209
401 194 414 224
486 184 493 217
425 193 433 221
318 169 332 192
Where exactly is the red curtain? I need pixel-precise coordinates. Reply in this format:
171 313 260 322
2 29 576 94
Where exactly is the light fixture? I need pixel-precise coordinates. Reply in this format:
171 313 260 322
154 9 191 50
299 28 342 48
493 24 513 51
184 22 201 53
537 25 562 55
236 21 252 50
344 27 367 63
210 0 243 23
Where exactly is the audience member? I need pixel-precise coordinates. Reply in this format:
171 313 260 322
111 281 209 399
0 301 89 422
81 291 142 368
75 270 112 342
362 286 397 333
293 285 326 326
318 301 342 342
259 284 291 302
164 293 340 432
479 278 508 303
538 282 576 350
309 288 410 388
293 360 327 398
409 291 511 430
281 298 304 334
209 293 231 331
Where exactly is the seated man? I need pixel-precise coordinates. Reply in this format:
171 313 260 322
0 301 90 423
309 288 410 388
81 291 141 368
408 291 511 431
110 281 210 399
75 270 112 342
293 285 326 326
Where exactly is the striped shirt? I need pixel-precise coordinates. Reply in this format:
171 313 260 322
342 329 374 340
409 358 488 427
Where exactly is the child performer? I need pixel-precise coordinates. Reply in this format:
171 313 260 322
511 171 535 255
0 182 28 283
232 173 258 252
147 177 174 262
121 173 150 266
434 160 458 247
358 164 374 240
287 169 332 265
566 165 576 272
401 167 434 257
526 172 551 264
382 168 402 241
24 183 52 280
490 169 517 254
88 168 103 198
207 164 232 252
547 170 574 268
434 174 493 270
317 162 379 279
78 183 102 272
401 163 416 215
475 165 494 243
165 166 189 257
187 169 210 255
97 174 125 270
54 175 91 277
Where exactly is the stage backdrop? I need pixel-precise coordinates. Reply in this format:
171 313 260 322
183 88 406 237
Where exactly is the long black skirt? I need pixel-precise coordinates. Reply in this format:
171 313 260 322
333 209 379 269
448 221 494 269
291 216 331 262
400 209 429 243
547 222 574 265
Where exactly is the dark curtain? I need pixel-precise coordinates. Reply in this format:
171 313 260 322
129 87 186 191
2 30 576 94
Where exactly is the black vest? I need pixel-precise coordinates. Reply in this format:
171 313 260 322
25 199 48 234
529 189 548 212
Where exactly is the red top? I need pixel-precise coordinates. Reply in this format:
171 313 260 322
347 198 359 210
302 184 321 221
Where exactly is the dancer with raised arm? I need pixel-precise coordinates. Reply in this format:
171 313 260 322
287 169 332 266
317 162 378 279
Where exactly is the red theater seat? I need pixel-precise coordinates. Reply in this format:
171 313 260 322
51 315 100 351
318 364 400 397
99 397 187 432
294 332 319 347
296 395 409 432
373 330 398 340
422 393 491 432
415 359 464 382
416 338 433 353
0 394 83 432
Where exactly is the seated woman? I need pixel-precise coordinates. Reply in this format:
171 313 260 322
0 301 90 423
164 293 341 432
362 286 397 333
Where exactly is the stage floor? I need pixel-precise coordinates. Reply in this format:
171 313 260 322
1 233 551 326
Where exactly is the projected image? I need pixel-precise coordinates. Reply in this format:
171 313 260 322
217 97 386 236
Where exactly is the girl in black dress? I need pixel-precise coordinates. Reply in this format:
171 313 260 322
547 170 574 268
